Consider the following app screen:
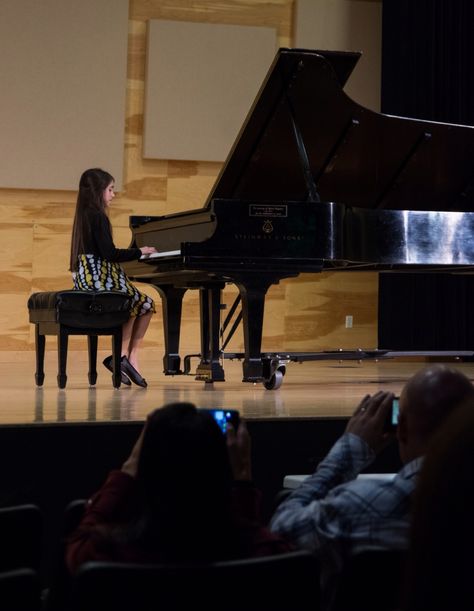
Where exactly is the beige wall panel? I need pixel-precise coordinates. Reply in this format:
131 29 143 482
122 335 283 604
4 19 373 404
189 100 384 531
143 20 278 161
295 0 382 111
0 0 129 190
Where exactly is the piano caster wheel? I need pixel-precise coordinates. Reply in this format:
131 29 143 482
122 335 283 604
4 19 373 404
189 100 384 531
264 369 284 390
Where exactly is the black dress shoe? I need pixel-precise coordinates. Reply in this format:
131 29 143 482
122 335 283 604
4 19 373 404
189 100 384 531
121 356 148 388
103 355 131 386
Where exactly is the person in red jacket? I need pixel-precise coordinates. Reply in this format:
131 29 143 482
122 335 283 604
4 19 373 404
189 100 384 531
66 403 293 572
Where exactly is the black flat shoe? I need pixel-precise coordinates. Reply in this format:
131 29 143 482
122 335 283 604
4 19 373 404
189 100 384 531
121 356 148 388
103 355 131 386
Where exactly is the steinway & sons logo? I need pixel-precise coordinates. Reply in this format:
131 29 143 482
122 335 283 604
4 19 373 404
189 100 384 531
233 203 303 242
263 220 273 234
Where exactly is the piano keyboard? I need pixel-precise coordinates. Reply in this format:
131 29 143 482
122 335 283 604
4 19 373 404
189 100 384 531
140 249 181 260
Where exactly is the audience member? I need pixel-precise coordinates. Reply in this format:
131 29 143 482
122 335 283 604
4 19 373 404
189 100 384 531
66 403 293 573
403 398 474 611
270 364 474 610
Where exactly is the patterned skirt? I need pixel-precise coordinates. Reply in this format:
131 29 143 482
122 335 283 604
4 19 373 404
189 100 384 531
73 254 156 318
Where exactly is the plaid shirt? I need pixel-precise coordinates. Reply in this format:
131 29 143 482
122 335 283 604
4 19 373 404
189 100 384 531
270 433 422 610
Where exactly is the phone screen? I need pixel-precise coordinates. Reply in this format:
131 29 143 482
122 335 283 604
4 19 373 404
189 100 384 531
385 397 400 431
203 409 240 434
391 397 400 427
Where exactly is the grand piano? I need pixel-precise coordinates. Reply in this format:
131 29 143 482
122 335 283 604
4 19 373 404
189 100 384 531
123 48 474 389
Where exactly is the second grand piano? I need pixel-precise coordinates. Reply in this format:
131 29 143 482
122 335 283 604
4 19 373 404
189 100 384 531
123 48 474 387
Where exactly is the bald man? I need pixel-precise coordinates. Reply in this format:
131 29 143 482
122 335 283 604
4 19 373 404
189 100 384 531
270 365 474 610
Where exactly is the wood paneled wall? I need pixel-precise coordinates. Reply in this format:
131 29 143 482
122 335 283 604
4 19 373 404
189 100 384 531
0 0 378 354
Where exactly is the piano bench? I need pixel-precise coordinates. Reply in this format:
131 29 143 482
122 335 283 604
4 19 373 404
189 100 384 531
27 290 132 389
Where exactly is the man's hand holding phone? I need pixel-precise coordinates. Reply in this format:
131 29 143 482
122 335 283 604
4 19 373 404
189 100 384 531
346 391 396 453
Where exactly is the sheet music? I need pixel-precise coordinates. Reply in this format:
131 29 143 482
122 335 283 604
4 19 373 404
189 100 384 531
140 249 181 260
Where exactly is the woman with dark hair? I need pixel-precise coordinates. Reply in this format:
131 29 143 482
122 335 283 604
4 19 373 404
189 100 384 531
70 168 157 387
66 403 293 570
403 399 474 611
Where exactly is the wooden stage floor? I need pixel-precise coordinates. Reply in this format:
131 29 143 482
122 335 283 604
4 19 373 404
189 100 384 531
3 350 474 426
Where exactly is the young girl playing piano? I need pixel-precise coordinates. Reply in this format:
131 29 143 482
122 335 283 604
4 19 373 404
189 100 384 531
69 168 157 387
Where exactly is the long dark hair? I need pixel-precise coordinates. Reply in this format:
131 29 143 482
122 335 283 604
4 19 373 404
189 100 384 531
102 403 243 562
69 168 114 271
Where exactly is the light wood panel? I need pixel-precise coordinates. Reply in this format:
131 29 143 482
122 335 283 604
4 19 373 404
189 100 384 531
0 0 379 358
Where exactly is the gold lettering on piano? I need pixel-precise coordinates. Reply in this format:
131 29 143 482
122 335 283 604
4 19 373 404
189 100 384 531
249 204 287 218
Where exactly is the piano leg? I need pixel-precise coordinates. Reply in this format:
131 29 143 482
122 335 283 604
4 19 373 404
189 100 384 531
155 285 187 375
195 286 225 382
235 278 276 383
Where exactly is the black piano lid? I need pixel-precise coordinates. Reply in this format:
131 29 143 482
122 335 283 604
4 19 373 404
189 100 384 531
205 48 474 213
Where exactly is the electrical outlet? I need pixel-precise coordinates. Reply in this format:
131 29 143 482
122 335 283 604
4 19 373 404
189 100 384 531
345 315 353 328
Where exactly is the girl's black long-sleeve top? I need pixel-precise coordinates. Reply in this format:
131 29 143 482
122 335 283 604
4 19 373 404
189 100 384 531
82 212 141 262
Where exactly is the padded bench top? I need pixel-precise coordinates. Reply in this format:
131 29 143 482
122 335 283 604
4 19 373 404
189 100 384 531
28 291 66 311
28 290 132 328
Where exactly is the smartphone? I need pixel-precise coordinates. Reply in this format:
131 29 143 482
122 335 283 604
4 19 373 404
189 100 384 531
386 397 400 430
202 408 240 434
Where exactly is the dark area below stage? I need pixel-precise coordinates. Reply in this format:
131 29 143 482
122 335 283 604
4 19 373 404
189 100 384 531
0 417 402 586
